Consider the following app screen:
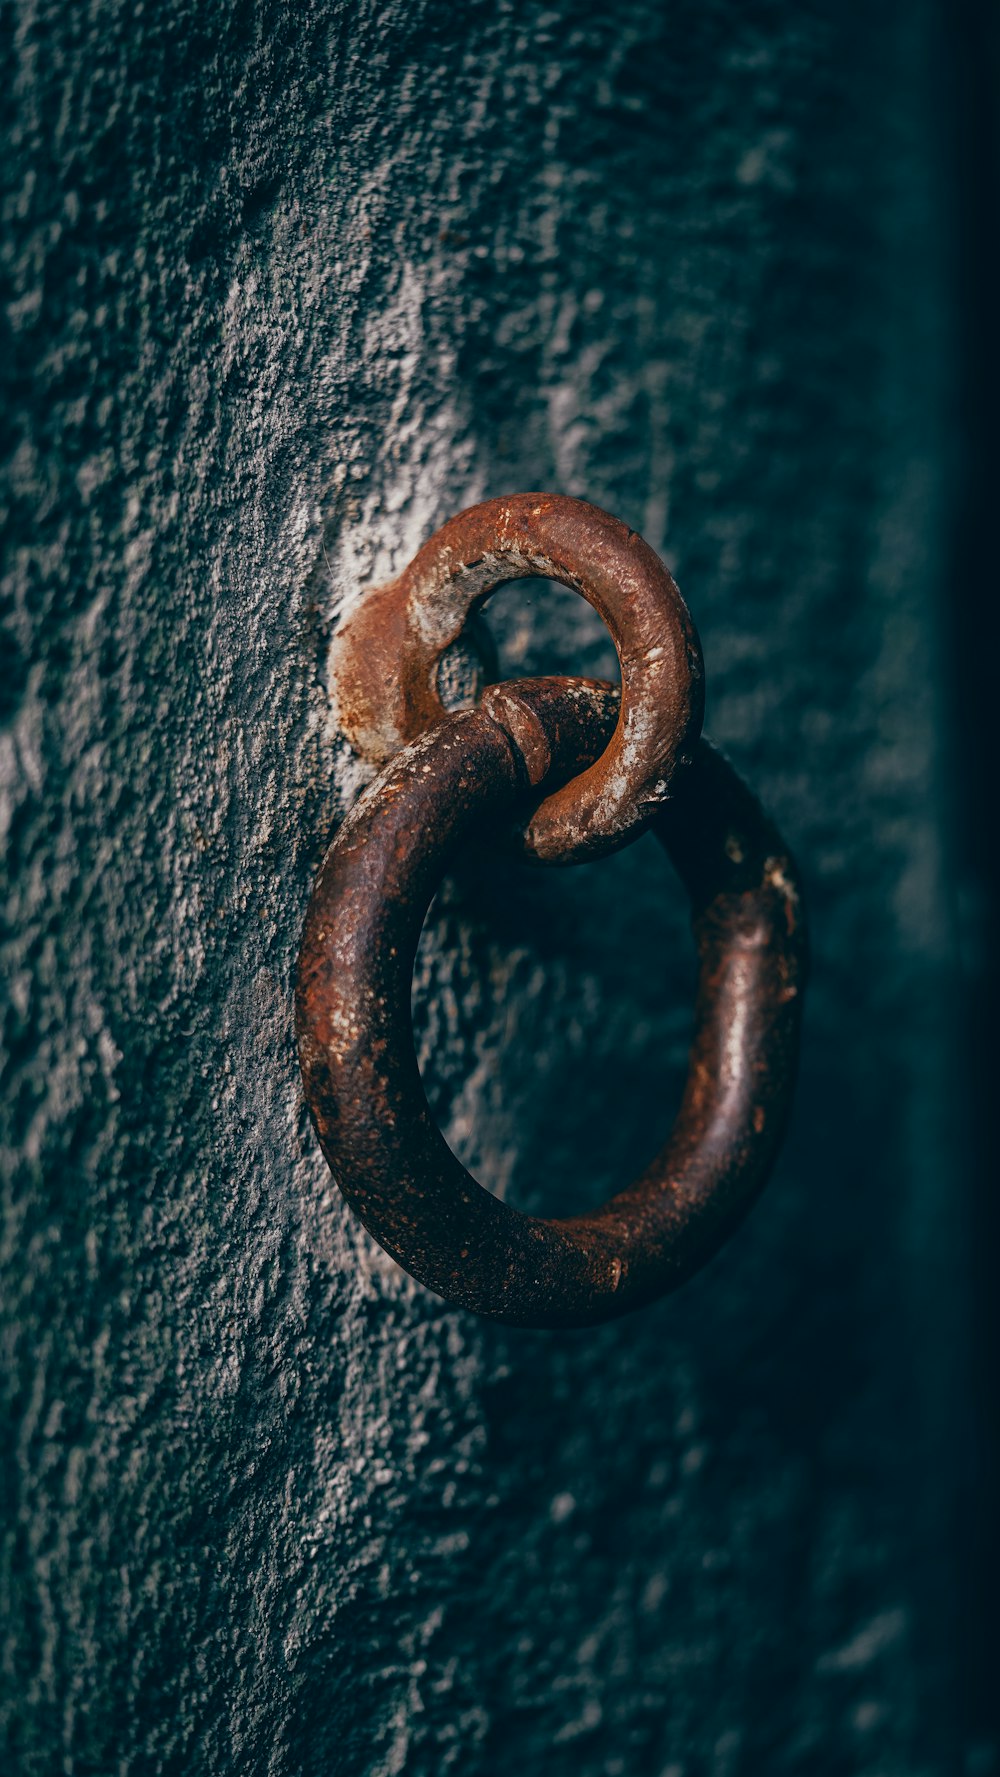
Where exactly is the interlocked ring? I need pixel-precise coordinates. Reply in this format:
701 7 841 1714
330 494 704 863
296 678 806 1328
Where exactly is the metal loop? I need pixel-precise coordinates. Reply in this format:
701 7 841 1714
330 494 704 863
296 678 806 1328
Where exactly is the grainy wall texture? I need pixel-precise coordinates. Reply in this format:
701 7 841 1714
1 2 971 1774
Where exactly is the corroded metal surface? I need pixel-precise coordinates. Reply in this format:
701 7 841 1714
297 679 806 1327
331 494 705 862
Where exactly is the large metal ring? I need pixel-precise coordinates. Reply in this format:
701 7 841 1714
330 494 704 862
296 678 806 1328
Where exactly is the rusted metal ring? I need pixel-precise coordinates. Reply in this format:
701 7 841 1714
330 494 704 862
296 678 806 1328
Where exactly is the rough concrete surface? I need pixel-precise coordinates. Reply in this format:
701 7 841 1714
1 1 969 1773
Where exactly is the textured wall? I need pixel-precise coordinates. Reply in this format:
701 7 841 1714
1 2 967 1773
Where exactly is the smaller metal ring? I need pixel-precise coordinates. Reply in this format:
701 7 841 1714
330 494 704 862
296 678 806 1328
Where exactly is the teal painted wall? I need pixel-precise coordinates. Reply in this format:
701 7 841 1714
1 3 973 1771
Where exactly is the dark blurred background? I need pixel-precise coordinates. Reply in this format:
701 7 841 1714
944 3 1000 1769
